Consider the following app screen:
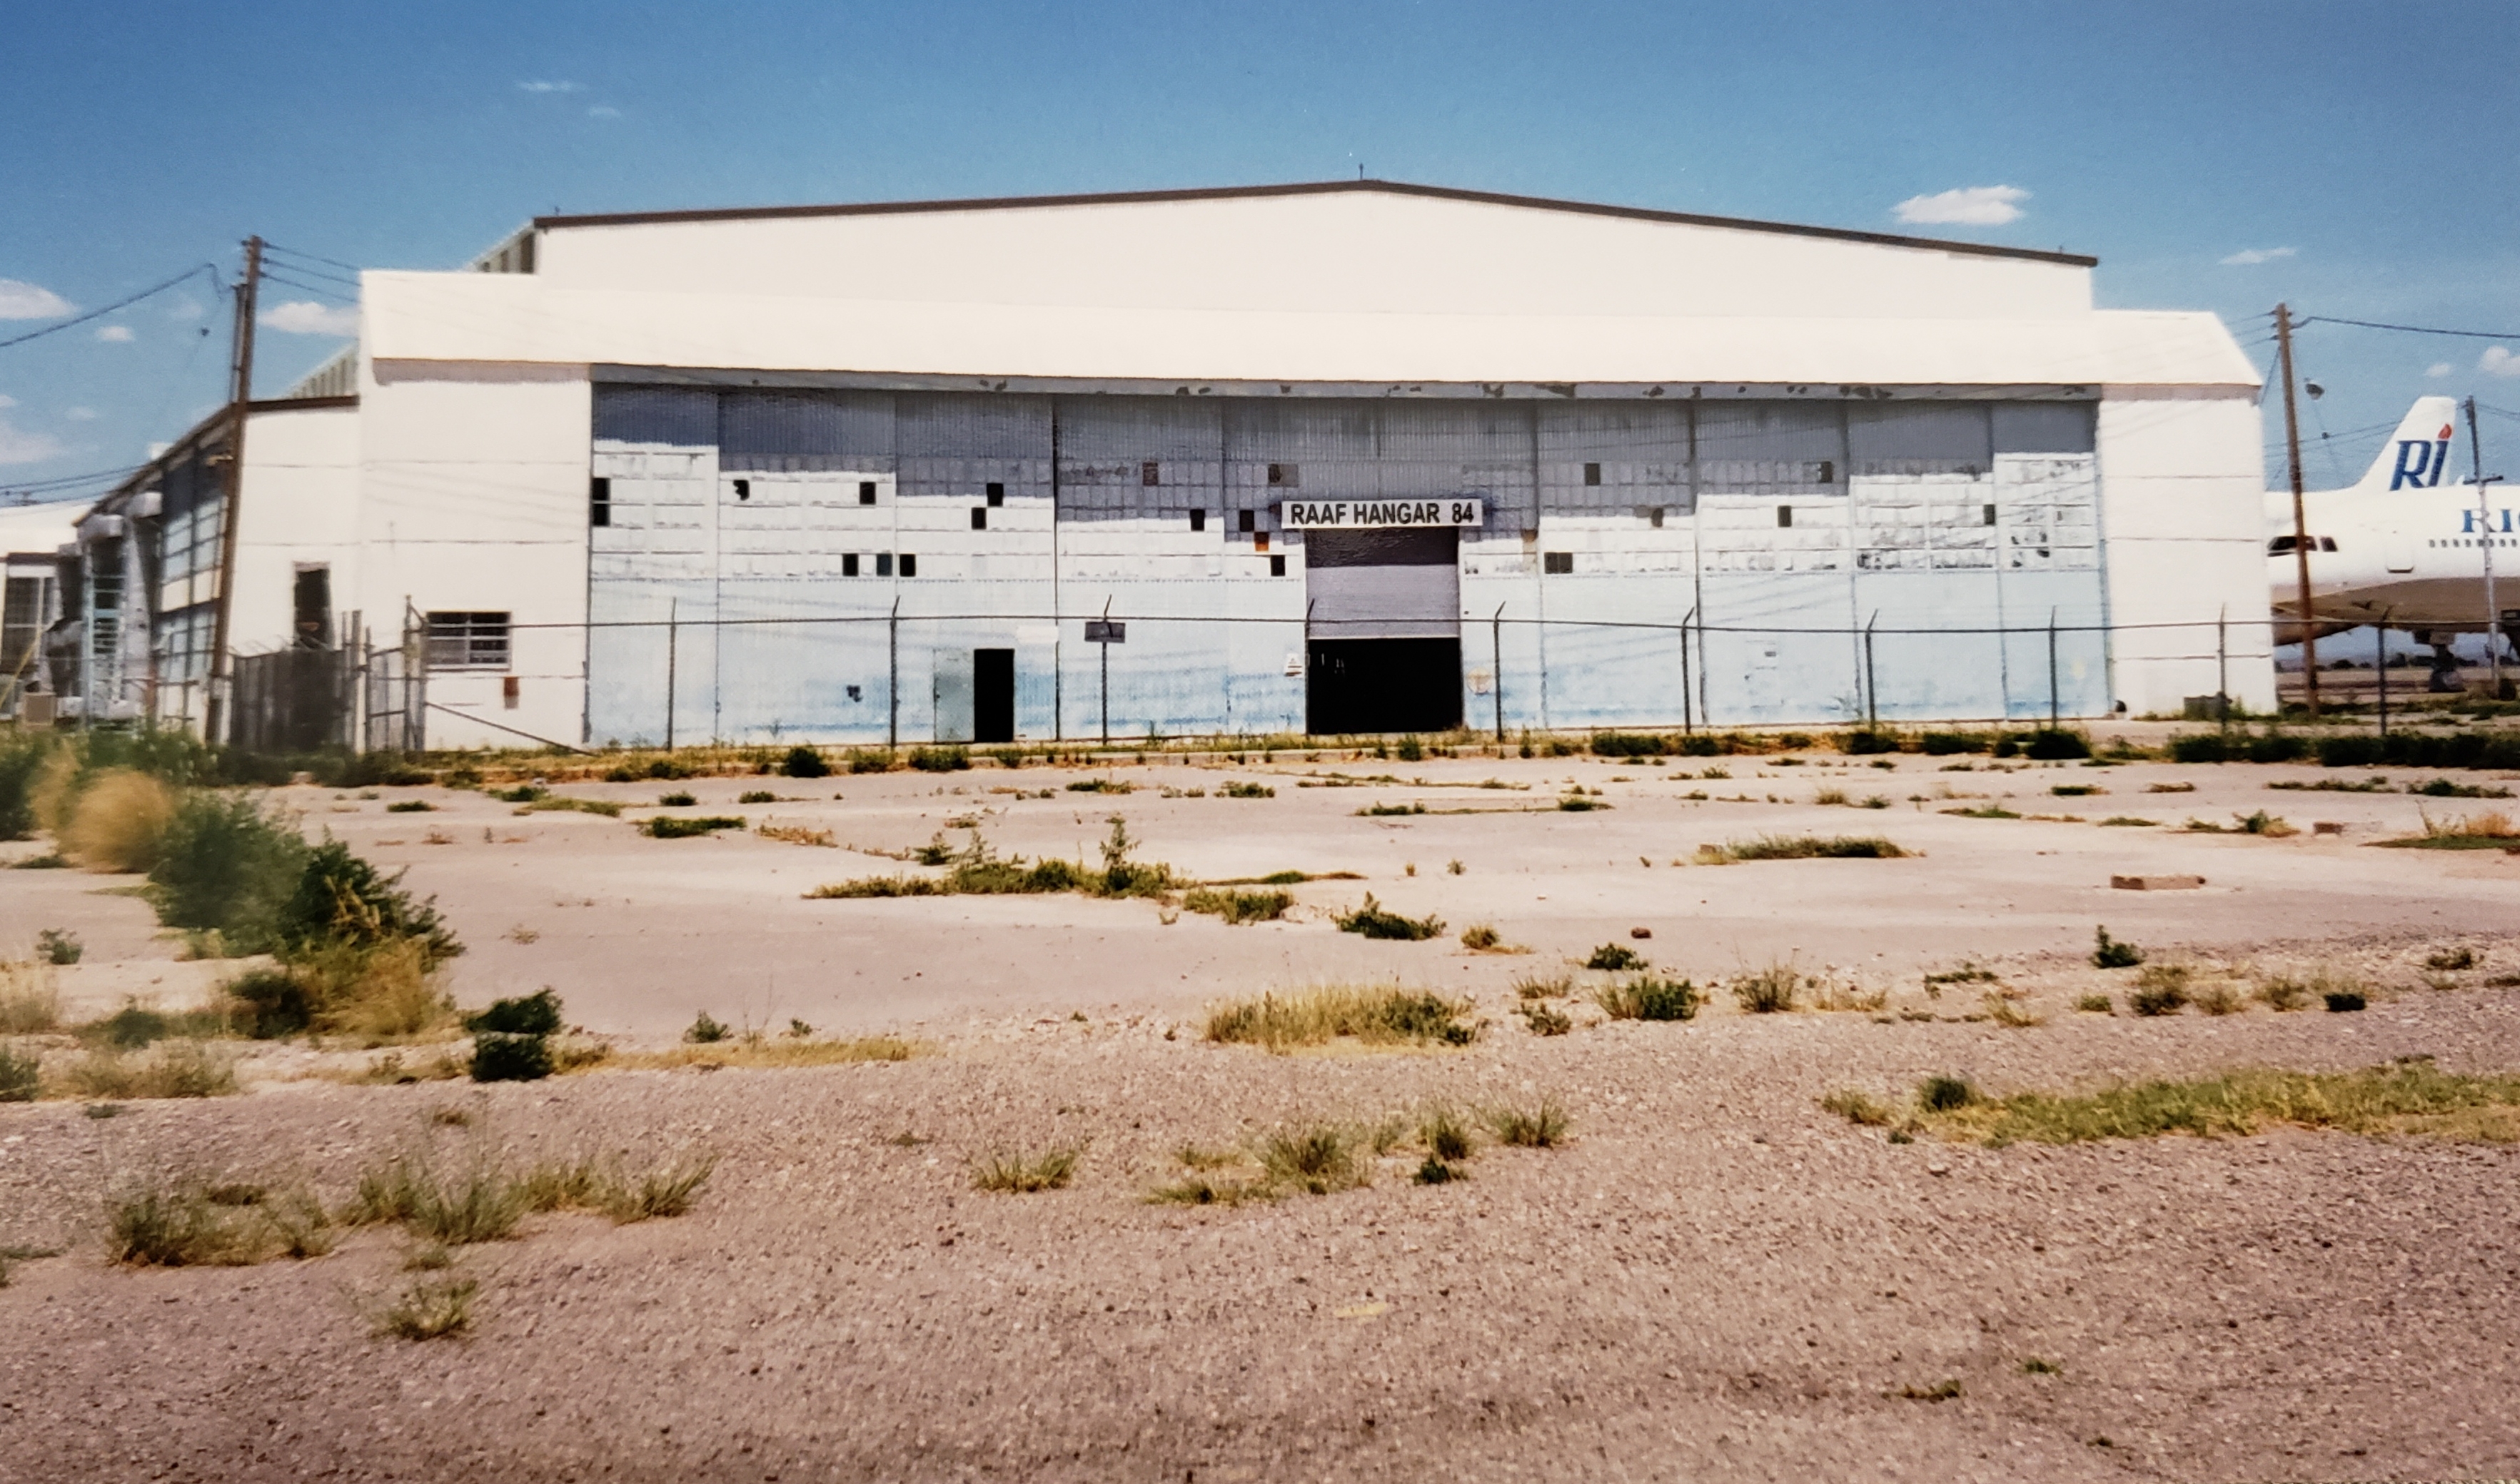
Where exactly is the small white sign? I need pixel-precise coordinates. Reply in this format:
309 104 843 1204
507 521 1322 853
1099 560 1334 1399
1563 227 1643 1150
1281 498 1483 530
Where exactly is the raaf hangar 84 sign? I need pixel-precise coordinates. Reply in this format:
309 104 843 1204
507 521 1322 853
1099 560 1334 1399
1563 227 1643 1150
1280 498 1483 530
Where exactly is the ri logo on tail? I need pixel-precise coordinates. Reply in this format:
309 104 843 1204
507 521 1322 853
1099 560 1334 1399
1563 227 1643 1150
2384 402 2457 490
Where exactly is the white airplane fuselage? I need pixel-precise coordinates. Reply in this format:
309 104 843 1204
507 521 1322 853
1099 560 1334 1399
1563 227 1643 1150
2264 398 2516 645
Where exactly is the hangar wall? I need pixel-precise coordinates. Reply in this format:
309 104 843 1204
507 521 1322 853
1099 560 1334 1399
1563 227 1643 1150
582 385 2118 746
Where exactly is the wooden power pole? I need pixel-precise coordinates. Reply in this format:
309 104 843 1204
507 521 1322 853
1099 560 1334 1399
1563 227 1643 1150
2274 304 2318 716
203 236 261 744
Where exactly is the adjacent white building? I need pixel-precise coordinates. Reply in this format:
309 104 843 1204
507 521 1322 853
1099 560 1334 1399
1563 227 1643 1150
61 180 2274 749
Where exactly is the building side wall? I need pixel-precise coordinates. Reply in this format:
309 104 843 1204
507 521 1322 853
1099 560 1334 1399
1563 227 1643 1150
356 366 593 749
2094 389 2277 716
230 404 363 653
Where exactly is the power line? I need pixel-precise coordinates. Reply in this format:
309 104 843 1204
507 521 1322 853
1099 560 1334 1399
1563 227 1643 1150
2302 315 2520 340
259 241 363 276
0 264 225 351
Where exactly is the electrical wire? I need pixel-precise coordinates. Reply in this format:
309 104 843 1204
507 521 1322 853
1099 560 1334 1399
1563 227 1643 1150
0 264 225 351
260 242 363 276
2302 315 2520 340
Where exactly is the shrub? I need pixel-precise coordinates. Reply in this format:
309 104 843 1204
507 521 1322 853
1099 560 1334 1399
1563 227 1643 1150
0 1044 37 1102
148 792 309 954
1513 971 1572 1000
2425 946 2478 971
972 1146 1079 1194
1222 780 1274 798
2022 728 2092 760
1593 975 1698 1021
36 928 81 965
2256 977 2309 1011
1518 1002 1572 1035
909 747 970 772
1707 834 1905 862
385 799 435 813
284 939 453 1040
1419 1106 1474 1163
846 749 894 774
1580 942 1653 975
655 790 697 807
1483 1098 1569 1148
1917 1075 1977 1113
64 1041 238 1099
464 988 563 1036
0 731 54 839
1182 887 1291 924
60 769 178 872
1910 1061 2520 1144
2195 982 2243 1016
684 1011 731 1044
780 745 830 779
225 967 314 1038
2130 964 2191 1016
469 1034 553 1082
0 963 60 1034
1334 893 1444 941
597 1155 715 1221
107 1181 328 1267
1458 923 1501 950
2324 990 2367 1013
641 814 745 838
2092 927 2143 969
2075 993 2115 1015
277 840 462 967
348 1154 527 1245
1395 735 1426 762
737 789 776 804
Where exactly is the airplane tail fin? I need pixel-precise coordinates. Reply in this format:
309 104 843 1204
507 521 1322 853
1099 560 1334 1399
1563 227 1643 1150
2359 396 2461 491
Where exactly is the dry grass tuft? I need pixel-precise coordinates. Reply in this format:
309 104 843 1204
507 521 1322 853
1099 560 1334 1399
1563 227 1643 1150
594 1035 916 1072
107 1178 333 1266
1483 1097 1570 1148
1916 1062 2520 1145
1203 985 1478 1051
59 1041 239 1100
0 960 61 1033
972 1146 1079 1193
378 1276 478 1340
60 769 177 873
1821 1089 1894 1126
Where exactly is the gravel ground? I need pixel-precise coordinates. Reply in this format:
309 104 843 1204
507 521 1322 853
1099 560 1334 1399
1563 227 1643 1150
4 948 2518 1483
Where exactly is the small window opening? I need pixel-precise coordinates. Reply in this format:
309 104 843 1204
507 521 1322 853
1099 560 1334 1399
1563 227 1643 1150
1814 460 1835 485
1141 461 1160 487
732 478 750 502
971 508 987 530
1238 509 1256 533
589 476 611 528
1269 554 1286 577
1267 463 1296 486
1543 551 1573 575
1189 510 1206 532
986 482 1004 506
899 553 917 577
424 612 511 670
842 553 860 577
858 480 877 505
875 552 893 577
1645 506 1664 528
1583 462 1601 486
502 676 520 711
1777 506 1793 528
1255 531 1269 552
2320 536 2338 552
1982 503 1997 526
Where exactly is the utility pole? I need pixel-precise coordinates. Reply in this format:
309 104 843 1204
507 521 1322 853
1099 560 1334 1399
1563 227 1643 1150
2469 396 2508 699
204 236 263 744
2274 305 2319 715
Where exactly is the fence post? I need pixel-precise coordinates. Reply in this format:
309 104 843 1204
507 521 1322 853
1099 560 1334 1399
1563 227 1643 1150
887 596 899 752
664 597 678 752
1680 604 1696 734
2047 607 2060 730
2217 605 2229 732
1863 610 1878 731
1099 601 1112 747
1491 602 1506 745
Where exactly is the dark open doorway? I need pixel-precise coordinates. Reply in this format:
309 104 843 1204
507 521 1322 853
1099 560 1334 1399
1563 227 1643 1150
974 647 1015 743
1306 637 1462 736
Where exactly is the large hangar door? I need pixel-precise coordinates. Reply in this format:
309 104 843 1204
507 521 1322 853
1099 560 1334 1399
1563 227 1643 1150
1304 527 1462 735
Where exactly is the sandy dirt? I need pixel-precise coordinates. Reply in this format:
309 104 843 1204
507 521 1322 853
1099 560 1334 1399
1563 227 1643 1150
3 742 2518 1481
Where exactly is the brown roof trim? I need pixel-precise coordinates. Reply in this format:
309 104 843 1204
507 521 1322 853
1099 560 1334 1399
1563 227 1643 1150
533 178 2099 268
245 395 358 413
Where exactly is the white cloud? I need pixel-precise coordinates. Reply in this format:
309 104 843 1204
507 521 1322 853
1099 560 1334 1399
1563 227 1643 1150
0 278 74 319
0 415 66 466
2427 362 2454 378
588 105 621 118
2219 246 2297 266
2482 346 2520 378
0 394 14 408
518 79 583 93
1892 185 2027 226
94 323 134 343
66 405 97 420
166 294 203 321
259 300 358 336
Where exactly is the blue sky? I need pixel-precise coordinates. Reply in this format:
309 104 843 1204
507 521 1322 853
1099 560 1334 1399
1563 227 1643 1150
3 0 2515 504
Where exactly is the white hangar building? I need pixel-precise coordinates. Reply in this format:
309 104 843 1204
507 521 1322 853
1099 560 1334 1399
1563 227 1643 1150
71 181 2275 749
